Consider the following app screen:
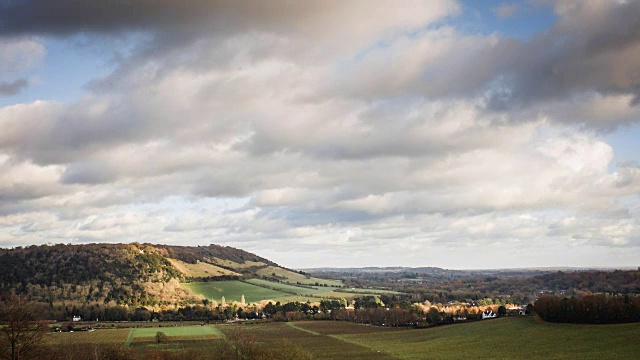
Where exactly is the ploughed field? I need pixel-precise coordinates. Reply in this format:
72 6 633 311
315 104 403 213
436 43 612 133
44 317 640 359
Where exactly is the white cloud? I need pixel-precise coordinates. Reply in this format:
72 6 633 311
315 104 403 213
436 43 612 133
0 37 45 73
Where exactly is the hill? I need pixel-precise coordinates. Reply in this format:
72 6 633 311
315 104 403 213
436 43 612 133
0 243 335 308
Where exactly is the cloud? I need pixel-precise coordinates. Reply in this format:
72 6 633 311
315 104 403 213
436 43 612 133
0 1 458 54
486 0 640 110
0 78 28 96
0 1 639 268
0 37 45 73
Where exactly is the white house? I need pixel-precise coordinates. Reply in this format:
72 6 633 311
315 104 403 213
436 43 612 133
72 316 82 322
481 309 497 319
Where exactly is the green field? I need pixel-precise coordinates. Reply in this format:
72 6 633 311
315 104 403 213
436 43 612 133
186 279 398 304
330 317 640 359
183 280 290 303
218 317 640 359
246 278 340 295
45 328 131 345
256 266 344 287
43 317 640 359
217 322 395 360
126 325 224 346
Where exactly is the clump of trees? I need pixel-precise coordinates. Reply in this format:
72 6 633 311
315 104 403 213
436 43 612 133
534 294 640 324
155 331 168 344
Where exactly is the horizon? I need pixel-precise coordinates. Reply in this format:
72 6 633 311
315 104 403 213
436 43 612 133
1 241 637 271
1 0 640 269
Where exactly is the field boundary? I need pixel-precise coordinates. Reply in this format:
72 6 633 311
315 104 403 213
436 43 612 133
124 328 134 346
285 321 321 335
328 334 402 359
209 325 227 340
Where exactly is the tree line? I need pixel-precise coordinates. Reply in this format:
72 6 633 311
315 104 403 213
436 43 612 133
534 294 640 324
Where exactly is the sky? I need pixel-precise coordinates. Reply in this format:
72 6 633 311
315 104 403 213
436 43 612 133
1 0 640 269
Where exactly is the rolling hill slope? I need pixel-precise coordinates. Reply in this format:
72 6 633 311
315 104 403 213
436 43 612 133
0 242 341 307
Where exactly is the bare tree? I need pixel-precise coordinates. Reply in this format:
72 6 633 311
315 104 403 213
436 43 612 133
0 294 49 360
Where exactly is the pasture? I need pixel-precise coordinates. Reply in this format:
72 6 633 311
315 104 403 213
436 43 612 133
43 317 640 359
334 317 640 359
183 280 290 303
218 317 640 359
45 328 131 345
217 321 395 360
185 279 399 304
256 266 344 287
127 325 224 345
167 258 240 277
246 278 339 295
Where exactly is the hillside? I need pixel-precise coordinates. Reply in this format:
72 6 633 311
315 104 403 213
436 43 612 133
0 243 321 308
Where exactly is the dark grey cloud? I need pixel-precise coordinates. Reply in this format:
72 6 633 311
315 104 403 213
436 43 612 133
0 0 228 35
486 1 640 111
0 0 371 37
0 78 28 96
317 1 640 127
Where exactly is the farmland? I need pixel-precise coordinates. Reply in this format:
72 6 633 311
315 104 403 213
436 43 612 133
246 278 337 295
127 325 224 344
185 279 399 304
45 328 131 345
331 317 640 359
41 317 640 359
217 322 396 360
220 317 640 359
256 266 344 287
167 258 240 277
183 280 289 303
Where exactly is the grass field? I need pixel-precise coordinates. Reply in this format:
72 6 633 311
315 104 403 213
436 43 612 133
211 258 266 269
293 321 407 335
45 328 131 345
246 278 339 295
217 322 395 360
126 325 224 346
167 258 240 277
336 317 640 359
44 317 640 359
218 317 640 359
183 280 290 303
256 266 344 287
186 279 396 304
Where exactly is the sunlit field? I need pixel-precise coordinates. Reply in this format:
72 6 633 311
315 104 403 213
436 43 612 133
255 266 344 287
127 325 224 343
184 279 394 304
183 280 290 303
246 278 338 295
